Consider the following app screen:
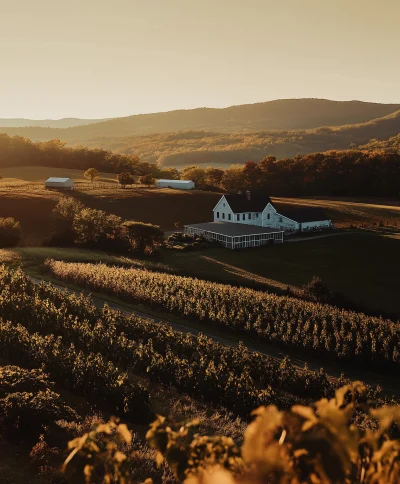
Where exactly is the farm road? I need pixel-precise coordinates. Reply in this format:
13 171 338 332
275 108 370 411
32 276 400 398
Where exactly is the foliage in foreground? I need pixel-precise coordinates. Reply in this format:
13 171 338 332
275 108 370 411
46 260 400 371
65 383 400 483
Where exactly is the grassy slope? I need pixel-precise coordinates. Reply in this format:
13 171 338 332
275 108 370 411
0 165 118 183
1 184 399 245
161 233 400 317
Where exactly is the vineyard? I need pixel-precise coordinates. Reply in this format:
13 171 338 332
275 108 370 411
0 266 398 483
46 260 400 370
0 266 362 417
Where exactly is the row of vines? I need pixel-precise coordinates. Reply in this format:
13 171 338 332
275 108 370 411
46 260 400 369
0 266 386 419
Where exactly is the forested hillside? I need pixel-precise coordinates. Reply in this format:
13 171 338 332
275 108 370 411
67 109 400 166
1 99 399 144
360 133 400 153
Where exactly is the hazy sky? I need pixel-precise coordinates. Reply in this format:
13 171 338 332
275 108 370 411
1 0 399 119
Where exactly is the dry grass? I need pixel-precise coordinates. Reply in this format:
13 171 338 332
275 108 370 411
274 196 400 229
0 165 118 184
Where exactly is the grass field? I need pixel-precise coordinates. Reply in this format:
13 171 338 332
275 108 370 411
162 233 400 317
0 177 399 245
0 165 118 184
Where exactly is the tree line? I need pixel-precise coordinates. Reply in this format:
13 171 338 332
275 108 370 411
0 134 178 178
180 150 400 197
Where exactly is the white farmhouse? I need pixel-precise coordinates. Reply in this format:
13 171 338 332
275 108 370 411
212 192 332 233
156 179 195 190
45 177 74 190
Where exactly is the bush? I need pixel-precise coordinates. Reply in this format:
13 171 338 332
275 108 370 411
0 217 21 247
121 221 164 255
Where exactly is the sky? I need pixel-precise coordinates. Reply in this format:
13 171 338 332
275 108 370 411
1 0 399 119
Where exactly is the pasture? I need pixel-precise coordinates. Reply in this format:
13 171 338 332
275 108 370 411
0 165 118 184
162 233 400 317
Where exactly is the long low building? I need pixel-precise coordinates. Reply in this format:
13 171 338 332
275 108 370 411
184 221 284 249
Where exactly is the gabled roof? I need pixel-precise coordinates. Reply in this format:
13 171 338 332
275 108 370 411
223 194 273 213
277 206 329 223
45 177 73 183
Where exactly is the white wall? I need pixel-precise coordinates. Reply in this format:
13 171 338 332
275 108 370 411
213 197 234 222
261 204 299 232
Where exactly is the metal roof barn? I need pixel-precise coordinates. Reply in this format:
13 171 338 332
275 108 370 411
156 179 195 189
45 177 74 190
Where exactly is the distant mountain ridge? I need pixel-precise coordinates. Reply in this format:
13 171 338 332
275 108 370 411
0 118 106 128
1 99 400 142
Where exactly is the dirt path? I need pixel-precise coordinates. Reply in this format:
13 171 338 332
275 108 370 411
31 277 400 398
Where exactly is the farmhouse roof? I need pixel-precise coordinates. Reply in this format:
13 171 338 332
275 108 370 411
45 177 73 183
277 206 329 223
224 194 273 213
184 221 283 237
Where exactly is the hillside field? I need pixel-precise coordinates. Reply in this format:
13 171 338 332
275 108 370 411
0 165 118 184
0 181 399 245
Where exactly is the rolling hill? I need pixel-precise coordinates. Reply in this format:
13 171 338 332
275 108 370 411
0 117 106 129
71 109 400 166
1 99 399 143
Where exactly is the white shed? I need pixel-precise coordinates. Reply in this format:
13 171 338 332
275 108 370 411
156 179 195 190
45 177 74 190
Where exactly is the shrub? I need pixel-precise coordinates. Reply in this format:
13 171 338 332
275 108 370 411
0 389 78 443
117 171 136 187
121 221 164 255
139 174 155 186
0 217 21 247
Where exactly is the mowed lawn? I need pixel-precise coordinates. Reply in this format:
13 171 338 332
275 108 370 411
162 233 400 317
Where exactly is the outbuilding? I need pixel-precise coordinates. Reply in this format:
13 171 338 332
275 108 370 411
45 177 74 190
184 221 284 249
156 179 195 190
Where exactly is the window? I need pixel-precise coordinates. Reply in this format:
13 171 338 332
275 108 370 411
279 217 283 222
222 213 225 219
242 214 245 221
267 214 270 220
228 214 231 220
256 213 259 218
248 213 251 220
223 203 226 207
217 212 219 219
236 214 240 221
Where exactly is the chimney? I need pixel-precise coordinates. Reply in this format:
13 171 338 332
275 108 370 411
246 190 251 201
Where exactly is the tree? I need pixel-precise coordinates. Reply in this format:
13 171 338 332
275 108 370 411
72 208 122 248
117 171 135 188
139 174 155 187
84 168 100 183
121 221 164 254
180 166 206 186
220 165 245 193
204 167 224 187
53 197 84 225
0 218 21 247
